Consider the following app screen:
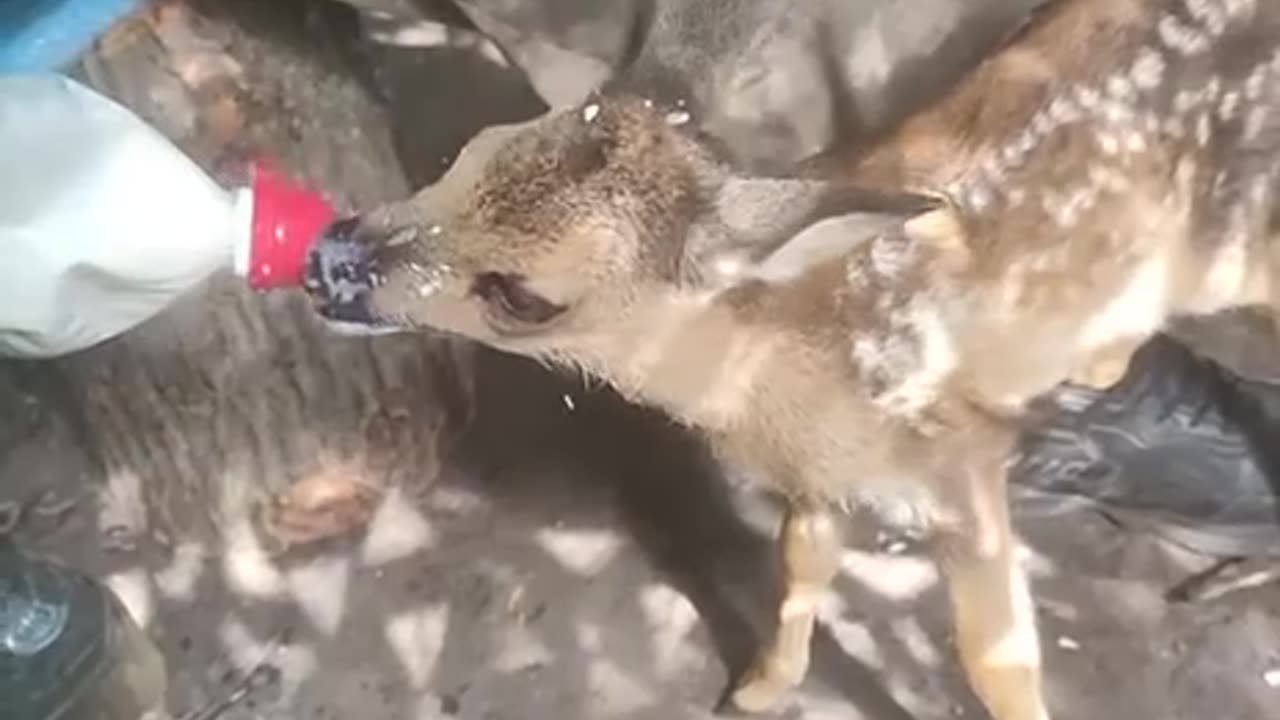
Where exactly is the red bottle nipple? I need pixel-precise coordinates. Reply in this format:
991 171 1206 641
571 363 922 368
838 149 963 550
244 160 336 290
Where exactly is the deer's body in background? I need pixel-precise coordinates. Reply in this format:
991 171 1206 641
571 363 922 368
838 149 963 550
305 0 1280 717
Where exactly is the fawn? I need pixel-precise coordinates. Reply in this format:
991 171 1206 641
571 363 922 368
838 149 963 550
304 0 1280 717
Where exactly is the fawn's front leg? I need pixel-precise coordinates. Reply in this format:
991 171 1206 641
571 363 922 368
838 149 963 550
937 470 1051 720
728 502 841 713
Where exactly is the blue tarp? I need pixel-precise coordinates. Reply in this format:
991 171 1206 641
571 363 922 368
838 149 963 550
0 0 140 73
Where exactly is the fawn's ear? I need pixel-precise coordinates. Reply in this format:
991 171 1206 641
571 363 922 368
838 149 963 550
681 176 943 286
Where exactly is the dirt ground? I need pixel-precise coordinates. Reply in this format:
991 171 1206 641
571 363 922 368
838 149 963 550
2 2 1279 719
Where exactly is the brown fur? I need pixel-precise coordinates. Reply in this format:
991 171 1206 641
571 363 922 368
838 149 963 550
307 0 1280 717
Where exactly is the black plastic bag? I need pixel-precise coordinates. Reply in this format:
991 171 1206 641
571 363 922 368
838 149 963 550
1013 334 1280 557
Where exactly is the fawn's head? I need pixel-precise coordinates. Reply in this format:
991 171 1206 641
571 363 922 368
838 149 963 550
304 94 938 358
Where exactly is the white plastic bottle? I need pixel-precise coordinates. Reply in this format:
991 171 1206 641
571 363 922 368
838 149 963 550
0 73 336 358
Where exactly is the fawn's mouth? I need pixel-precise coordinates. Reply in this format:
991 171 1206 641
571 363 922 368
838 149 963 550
303 216 404 334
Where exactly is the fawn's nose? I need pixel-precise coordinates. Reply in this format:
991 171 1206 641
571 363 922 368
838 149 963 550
304 216 379 324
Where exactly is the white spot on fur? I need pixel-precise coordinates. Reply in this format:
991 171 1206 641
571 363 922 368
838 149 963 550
1157 14 1210 55
1047 97 1081 125
1182 0 1228 36
967 184 993 211
1130 47 1166 90
852 335 885 373
664 110 692 126
1002 141 1027 166
981 158 1009 186
1096 132 1121 155
1106 74 1136 100
1030 112 1055 138
1042 185 1101 228
582 103 600 123
1102 99 1135 125
844 256 870 289
1074 85 1102 110
410 262 449 298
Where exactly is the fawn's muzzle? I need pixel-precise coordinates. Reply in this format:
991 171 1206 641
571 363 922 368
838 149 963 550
304 217 380 325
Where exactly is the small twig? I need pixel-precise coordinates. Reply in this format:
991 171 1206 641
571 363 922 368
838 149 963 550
1166 557 1244 603
0 500 21 535
175 626 286 720
178 663 280 720
1166 556 1280 603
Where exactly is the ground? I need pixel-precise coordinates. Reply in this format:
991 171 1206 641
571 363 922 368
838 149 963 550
2 1 1279 719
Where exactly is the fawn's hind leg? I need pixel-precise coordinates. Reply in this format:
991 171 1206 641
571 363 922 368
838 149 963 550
937 470 1051 720
728 503 841 713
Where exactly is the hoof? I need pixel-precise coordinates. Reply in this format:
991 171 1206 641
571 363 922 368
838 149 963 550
722 675 789 717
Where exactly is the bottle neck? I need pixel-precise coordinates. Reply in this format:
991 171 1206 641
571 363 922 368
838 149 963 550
229 185 255 281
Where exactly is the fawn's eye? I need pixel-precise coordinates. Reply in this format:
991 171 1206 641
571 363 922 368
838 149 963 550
472 272 566 326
